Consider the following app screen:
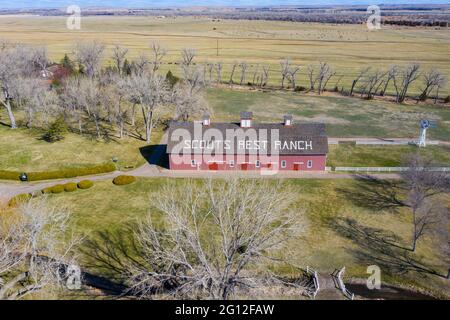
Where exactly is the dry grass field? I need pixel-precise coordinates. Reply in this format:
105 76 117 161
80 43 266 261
0 16 449 95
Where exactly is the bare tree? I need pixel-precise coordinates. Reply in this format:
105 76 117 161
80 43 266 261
316 62 335 95
280 59 290 89
111 45 129 75
288 65 301 89
402 154 450 252
360 69 387 100
419 69 447 101
10 77 46 128
307 65 317 91
215 62 223 84
133 53 150 76
181 48 196 67
229 62 238 85
127 72 168 143
0 44 35 128
239 62 248 85
380 65 397 96
261 65 270 87
393 63 421 103
350 67 371 96
32 46 49 75
74 41 105 78
0 198 78 300
126 178 304 299
150 42 167 73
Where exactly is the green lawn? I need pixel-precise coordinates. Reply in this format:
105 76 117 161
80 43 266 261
207 88 450 140
0 122 163 172
327 145 450 167
44 177 450 299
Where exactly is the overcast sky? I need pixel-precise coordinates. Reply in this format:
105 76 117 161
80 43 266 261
1 0 449 9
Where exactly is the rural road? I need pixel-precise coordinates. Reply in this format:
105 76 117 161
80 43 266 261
1 135 449 201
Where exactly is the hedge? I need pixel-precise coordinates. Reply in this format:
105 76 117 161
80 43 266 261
78 180 94 189
113 175 136 186
64 182 78 192
0 163 116 181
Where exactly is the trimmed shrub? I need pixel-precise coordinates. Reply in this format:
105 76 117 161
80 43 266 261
113 175 136 186
0 170 21 180
8 193 32 207
42 187 53 194
50 184 64 194
0 163 116 182
78 180 94 189
63 182 78 192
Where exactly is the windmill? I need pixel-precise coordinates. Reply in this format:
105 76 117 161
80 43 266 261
417 119 437 147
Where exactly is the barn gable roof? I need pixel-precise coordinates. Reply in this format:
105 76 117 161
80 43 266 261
167 121 328 155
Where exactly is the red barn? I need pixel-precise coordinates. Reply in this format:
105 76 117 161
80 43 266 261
167 112 328 171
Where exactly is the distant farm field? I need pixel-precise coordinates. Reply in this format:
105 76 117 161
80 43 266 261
0 16 449 95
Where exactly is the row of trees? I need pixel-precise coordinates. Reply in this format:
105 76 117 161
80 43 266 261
1 40 448 143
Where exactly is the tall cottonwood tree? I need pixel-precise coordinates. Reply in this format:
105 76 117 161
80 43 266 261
126 178 304 299
402 155 449 252
74 41 105 78
0 43 34 128
127 72 168 143
393 63 421 103
0 198 78 300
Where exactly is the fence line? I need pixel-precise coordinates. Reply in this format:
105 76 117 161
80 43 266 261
334 167 450 173
336 267 354 300
306 266 320 299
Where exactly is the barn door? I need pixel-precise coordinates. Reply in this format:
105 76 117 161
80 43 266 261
209 162 219 170
293 163 300 171
241 163 248 171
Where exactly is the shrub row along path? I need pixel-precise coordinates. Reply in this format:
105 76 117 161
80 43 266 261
2 134 450 201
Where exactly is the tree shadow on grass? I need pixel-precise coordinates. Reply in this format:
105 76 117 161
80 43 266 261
80 224 175 297
139 144 169 169
330 217 445 278
337 175 406 213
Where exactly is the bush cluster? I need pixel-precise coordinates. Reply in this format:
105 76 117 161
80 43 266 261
78 180 94 189
64 182 78 192
42 180 94 194
112 175 136 186
0 163 116 181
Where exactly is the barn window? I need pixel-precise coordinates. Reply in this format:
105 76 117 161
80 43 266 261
229 160 235 167
255 160 261 168
307 160 313 168
281 160 286 168
191 159 196 167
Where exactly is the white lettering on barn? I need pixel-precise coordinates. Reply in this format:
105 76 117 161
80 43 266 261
183 140 313 151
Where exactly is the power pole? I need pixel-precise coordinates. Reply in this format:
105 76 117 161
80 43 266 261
216 38 219 57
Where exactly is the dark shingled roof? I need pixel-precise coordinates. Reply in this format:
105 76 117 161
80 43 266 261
167 121 328 155
240 111 253 119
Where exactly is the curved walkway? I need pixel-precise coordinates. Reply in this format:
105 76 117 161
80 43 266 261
1 135 449 201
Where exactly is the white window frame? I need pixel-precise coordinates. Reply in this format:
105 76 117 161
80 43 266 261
281 160 287 168
191 159 196 167
229 160 235 167
307 160 313 168
255 160 261 168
